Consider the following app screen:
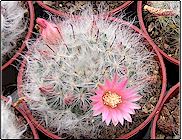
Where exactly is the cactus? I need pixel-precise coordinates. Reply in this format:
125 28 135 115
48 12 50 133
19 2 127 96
21 7 161 139
144 1 180 60
1 1 26 62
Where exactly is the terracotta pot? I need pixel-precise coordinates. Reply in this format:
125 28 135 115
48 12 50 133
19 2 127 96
1 95 39 139
1 1 35 71
36 1 133 17
137 1 179 65
17 17 167 139
151 82 180 139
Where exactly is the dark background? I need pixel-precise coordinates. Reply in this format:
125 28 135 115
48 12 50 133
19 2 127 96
1 1 179 139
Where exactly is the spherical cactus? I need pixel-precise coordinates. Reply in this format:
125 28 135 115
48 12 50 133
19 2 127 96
19 7 162 139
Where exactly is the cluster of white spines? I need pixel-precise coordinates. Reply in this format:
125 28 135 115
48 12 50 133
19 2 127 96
1 97 27 139
1 1 26 59
22 8 157 138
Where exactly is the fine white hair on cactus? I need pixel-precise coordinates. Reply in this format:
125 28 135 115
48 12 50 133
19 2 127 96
1 97 27 139
1 1 26 62
21 6 160 138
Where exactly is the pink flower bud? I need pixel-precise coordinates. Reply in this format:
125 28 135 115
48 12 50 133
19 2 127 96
36 18 62 45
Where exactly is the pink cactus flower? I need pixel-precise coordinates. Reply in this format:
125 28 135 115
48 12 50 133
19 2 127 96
90 74 142 126
36 18 62 45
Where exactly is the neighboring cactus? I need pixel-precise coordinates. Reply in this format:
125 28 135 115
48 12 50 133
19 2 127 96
145 1 180 16
1 97 27 139
1 1 26 63
144 1 180 60
156 94 180 139
21 7 161 139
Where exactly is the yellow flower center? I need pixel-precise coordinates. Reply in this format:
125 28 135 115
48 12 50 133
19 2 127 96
102 91 122 108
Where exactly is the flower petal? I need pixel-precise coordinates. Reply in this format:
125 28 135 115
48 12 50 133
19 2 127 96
92 105 105 116
126 95 142 102
92 102 104 111
128 108 135 114
121 88 138 99
90 95 101 102
95 88 104 95
93 109 102 116
105 111 112 126
112 73 119 86
124 101 141 110
115 109 124 125
102 107 109 122
118 114 124 125
116 77 128 90
123 113 132 122
105 78 112 89
111 109 119 126
118 103 135 115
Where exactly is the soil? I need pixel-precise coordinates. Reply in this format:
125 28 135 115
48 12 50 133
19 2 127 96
2 1 29 65
156 93 180 139
42 1 125 15
142 2 180 61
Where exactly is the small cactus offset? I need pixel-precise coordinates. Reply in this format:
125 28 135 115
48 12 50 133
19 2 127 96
1 1 26 62
21 6 161 139
145 1 180 16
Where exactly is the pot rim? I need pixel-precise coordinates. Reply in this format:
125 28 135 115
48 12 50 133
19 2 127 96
17 17 167 139
1 1 35 71
137 1 179 65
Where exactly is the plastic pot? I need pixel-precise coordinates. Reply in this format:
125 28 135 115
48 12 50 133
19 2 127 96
36 1 133 17
137 1 179 65
17 17 167 139
1 1 35 71
151 82 180 139
1 95 39 139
